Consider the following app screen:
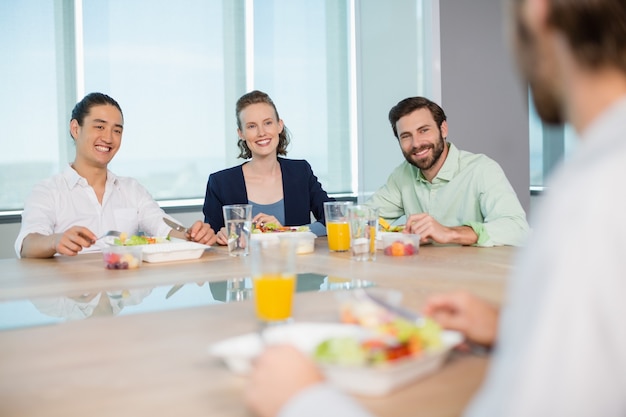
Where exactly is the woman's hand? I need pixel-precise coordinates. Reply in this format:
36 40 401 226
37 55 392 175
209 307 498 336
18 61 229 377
252 213 282 230
216 227 229 245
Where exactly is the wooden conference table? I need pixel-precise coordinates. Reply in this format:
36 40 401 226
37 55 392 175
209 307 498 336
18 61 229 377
0 238 517 417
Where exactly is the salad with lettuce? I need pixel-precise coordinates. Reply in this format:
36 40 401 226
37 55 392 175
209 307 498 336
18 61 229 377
251 223 310 233
313 293 444 366
113 233 169 246
314 317 442 366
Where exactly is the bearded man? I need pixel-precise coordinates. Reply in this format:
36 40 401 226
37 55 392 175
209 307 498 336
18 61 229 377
366 96 530 247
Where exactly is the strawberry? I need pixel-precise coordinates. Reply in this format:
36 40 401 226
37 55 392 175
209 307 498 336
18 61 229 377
105 253 120 264
404 243 416 255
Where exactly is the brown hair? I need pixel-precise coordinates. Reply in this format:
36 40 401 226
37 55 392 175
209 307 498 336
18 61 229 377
388 97 447 139
546 0 626 72
235 90 291 159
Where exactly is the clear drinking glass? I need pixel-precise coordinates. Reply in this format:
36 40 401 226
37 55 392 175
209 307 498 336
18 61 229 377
222 204 252 257
323 201 353 252
225 278 253 302
250 239 297 324
348 205 378 261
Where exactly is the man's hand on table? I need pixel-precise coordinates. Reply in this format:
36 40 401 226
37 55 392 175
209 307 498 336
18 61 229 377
404 213 478 246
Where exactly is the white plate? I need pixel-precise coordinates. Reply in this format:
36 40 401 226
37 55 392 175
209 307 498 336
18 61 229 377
208 322 462 396
140 241 210 263
208 332 265 374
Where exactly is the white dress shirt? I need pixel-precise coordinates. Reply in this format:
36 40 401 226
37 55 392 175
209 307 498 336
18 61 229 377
463 96 626 417
15 165 176 257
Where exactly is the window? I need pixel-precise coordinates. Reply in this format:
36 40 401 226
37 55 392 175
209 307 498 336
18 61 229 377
0 0 352 212
82 0 232 200
250 1 352 194
529 97 579 189
0 0 436 214
0 1 59 211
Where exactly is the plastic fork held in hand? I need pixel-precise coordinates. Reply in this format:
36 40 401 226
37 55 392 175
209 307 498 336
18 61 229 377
359 289 491 357
357 289 425 326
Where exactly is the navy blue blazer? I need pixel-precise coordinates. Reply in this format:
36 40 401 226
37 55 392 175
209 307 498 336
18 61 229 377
203 158 334 231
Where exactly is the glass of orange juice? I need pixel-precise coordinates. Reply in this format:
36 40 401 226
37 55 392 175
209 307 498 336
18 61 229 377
323 201 353 252
251 239 297 323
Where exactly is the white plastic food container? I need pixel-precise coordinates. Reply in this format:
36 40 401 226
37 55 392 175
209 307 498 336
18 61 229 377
251 231 316 254
276 231 316 254
140 241 209 263
208 322 462 396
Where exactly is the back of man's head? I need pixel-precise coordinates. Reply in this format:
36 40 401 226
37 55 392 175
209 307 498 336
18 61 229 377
545 0 626 72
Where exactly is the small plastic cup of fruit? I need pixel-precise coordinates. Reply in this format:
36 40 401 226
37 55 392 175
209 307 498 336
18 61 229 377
382 233 420 257
103 245 143 269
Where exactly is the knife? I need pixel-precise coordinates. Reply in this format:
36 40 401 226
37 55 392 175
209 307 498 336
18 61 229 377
163 217 189 234
166 284 184 299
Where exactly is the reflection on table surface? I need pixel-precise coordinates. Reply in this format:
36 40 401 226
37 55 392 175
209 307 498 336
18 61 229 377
0 273 373 331
0 242 516 417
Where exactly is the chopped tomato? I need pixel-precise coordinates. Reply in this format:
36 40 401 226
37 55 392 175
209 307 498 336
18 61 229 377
385 344 411 361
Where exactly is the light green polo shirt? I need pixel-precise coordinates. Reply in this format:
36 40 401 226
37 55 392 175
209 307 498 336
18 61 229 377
366 143 530 246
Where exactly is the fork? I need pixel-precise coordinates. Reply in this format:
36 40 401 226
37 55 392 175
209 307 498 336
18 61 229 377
357 289 425 326
358 289 491 356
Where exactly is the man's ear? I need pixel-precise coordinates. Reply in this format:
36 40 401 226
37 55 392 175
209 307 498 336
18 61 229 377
440 120 449 139
69 119 79 140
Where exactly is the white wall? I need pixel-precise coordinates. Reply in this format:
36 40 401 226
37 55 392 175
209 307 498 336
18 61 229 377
439 0 531 211
356 0 530 213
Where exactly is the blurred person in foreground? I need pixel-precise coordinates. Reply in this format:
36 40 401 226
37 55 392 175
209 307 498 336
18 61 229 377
245 0 626 415
367 96 530 247
15 92 217 258
203 90 333 243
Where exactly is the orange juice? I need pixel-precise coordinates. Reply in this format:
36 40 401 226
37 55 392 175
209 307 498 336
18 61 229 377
369 225 376 254
253 274 296 321
327 221 350 251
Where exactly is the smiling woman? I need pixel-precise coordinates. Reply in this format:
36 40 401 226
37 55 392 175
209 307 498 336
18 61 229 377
203 90 335 245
